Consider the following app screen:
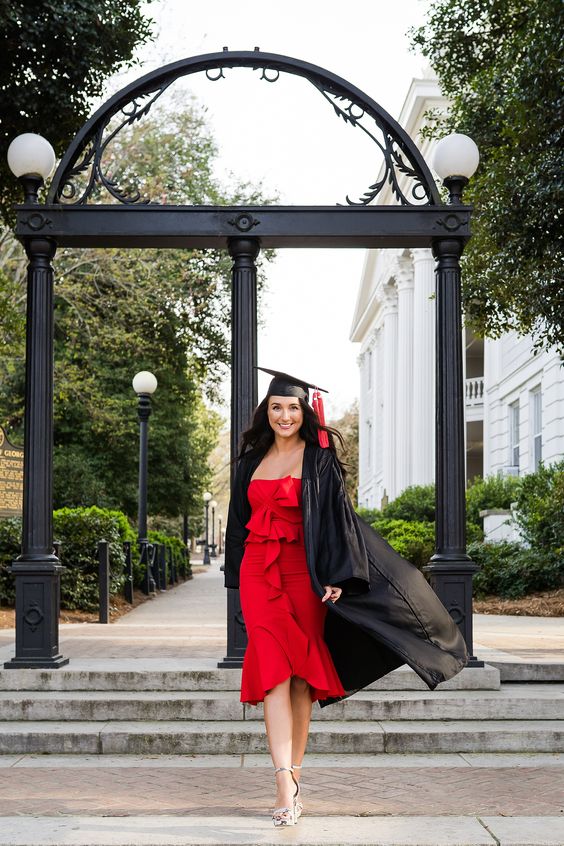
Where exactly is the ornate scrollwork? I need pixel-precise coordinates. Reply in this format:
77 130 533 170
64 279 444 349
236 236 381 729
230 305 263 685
49 51 439 207
54 81 174 205
309 80 433 206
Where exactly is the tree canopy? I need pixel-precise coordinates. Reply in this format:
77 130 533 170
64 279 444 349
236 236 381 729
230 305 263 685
0 0 154 224
412 0 563 352
0 102 270 520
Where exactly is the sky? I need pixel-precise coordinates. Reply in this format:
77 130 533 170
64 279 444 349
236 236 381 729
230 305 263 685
103 0 432 417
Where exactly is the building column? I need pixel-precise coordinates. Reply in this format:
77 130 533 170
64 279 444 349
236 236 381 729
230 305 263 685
395 257 414 493
411 249 435 486
382 283 398 501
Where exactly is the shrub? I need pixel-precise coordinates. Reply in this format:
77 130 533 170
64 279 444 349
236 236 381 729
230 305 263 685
356 506 382 524
514 460 564 552
0 507 189 610
382 485 435 522
466 474 522 526
469 540 564 599
372 518 435 568
0 517 22 605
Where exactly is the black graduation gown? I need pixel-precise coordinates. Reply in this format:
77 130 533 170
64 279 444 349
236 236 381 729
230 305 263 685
224 441 469 705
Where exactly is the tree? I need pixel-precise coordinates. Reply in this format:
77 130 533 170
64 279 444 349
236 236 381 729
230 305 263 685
0 0 154 225
329 401 359 504
0 102 271 519
412 0 563 352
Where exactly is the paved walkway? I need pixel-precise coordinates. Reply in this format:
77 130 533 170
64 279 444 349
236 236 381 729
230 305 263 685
0 558 563 844
1 556 562 664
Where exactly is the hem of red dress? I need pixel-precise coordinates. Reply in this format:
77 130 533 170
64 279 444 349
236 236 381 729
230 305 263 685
240 671 346 706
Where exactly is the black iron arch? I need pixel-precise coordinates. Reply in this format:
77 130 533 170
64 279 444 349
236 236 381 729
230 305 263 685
47 50 441 208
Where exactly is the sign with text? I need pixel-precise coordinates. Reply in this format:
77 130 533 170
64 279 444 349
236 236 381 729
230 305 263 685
0 427 23 517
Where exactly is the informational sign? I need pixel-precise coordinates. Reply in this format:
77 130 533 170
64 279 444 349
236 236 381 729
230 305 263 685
0 427 24 518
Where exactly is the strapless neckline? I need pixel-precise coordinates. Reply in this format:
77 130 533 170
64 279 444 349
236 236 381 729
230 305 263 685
249 475 301 484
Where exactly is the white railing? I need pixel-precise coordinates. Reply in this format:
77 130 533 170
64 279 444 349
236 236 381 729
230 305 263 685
465 377 484 406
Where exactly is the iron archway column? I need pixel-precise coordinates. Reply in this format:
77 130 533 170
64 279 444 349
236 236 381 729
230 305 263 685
4 235 68 669
423 237 481 666
219 237 260 668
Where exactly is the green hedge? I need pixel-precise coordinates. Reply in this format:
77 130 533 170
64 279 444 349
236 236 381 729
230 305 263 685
469 541 563 599
0 507 190 610
370 518 483 569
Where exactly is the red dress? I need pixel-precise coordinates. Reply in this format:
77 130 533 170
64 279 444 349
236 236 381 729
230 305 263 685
239 475 346 705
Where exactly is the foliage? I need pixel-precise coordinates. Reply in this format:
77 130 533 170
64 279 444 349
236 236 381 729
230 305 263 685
330 400 359 505
469 540 563 599
412 0 564 353
0 508 189 610
0 0 155 226
465 474 522 526
0 104 271 519
514 460 564 552
382 484 435 523
371 519 436 568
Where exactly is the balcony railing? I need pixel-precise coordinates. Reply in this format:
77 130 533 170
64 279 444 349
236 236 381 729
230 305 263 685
465 377 484 406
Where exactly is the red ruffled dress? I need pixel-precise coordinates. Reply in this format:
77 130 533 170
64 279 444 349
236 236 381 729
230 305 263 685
239 475 346 705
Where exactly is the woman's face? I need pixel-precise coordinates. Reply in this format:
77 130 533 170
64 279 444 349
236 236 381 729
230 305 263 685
267 395 304 439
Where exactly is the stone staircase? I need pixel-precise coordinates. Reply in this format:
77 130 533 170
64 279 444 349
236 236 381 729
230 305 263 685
1 663 562 757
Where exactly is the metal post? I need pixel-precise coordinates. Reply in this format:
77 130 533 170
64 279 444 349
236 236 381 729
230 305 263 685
218 517 223 555
219 237 260 669
123 541 134 604
5 231 68 669
210 505 217 558
98 540 110 624
423 235 481 666
137 393 155 595
203 501 211 565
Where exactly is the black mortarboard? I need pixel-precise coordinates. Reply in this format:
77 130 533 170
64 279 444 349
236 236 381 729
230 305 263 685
257 367 328 402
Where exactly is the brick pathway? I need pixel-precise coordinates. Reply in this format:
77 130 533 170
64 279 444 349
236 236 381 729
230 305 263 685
0 766 562 817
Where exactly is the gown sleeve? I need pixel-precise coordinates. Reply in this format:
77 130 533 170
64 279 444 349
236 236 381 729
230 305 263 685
224 457 250 589
315 449 370 595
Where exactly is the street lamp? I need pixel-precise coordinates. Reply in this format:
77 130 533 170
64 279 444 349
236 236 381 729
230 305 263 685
432 133 480 204
4 134 67 669
218 515 223 555
203 491 212 565
210 499 218 558
133 370 157 594
425 132 483 666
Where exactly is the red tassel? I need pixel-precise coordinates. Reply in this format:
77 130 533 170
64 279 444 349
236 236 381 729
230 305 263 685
312 389 329 448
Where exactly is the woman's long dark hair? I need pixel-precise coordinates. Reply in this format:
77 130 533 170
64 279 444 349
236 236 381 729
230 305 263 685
237 396 347 476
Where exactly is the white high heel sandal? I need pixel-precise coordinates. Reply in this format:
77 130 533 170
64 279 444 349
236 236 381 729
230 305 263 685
292 764 303 819
272 766 299 827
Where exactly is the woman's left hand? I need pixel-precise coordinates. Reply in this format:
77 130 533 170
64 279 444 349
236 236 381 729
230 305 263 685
322 585 342 603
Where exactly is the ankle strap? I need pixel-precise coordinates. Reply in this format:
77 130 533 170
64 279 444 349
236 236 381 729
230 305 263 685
292 764 302 769
274 767 293 774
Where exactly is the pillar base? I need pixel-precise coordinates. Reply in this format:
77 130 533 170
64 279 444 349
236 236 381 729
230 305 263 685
424 555 480 663
4 655 69 670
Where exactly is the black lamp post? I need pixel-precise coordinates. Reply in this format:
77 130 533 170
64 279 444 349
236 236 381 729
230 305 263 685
4 134 68 669
218 515 223 555
210 499 218 558
424 133 483 667
202 491 212 565
133 370 157 595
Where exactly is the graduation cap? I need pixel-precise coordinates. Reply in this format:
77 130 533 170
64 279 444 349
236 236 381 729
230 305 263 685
257 366 329 448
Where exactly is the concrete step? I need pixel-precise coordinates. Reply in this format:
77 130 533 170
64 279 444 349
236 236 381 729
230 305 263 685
0 718 562 755
0 684 561 722
0 663 500 692
3 814 564 846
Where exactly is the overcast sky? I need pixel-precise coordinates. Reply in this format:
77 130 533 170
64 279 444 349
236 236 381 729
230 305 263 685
105 0 432 416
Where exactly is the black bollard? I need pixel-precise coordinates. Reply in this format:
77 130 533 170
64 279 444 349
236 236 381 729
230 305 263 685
98 540 110 624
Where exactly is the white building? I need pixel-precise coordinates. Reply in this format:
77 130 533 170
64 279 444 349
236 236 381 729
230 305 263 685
350 78 564 510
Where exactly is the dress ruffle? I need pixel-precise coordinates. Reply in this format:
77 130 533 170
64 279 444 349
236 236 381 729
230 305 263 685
239 476 345 705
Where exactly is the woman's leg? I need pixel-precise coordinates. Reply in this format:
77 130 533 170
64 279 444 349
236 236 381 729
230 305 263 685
289 676 312 780
263 678 296 809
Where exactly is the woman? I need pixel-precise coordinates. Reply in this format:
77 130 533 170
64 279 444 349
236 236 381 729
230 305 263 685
224 368 468 827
